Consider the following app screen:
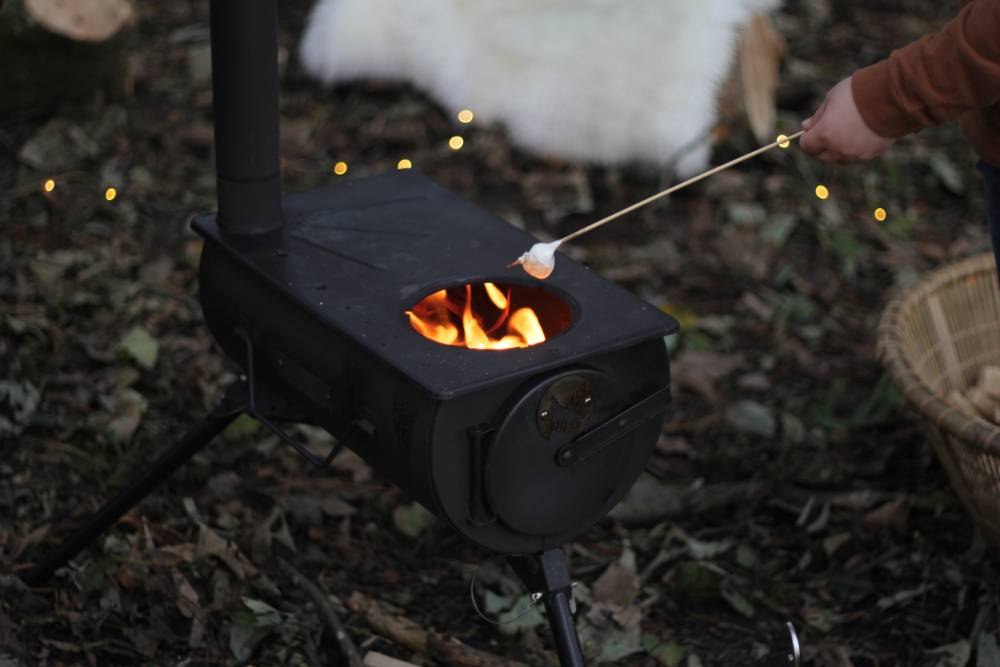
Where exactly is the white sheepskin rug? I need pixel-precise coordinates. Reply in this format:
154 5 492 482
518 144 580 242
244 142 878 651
300 0 778 176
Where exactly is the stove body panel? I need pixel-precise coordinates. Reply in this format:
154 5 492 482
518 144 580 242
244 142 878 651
195 171 678 552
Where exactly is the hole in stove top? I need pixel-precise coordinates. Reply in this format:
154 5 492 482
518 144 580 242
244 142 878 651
406 281 574 350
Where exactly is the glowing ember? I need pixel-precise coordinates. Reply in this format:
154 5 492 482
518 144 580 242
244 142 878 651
407 283 549 350
333 161 348 175
874 207 887 222
457 109 474 124
448 136 464 150
815 184 829 200
43 179 56 192
397 158 413 170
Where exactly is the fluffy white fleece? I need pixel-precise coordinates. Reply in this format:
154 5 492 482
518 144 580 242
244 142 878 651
300 0 778 176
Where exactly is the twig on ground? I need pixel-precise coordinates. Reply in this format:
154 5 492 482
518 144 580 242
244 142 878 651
279 558 364 667
347 591 531 667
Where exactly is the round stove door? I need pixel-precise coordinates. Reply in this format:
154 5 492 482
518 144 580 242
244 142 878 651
485 369 629 537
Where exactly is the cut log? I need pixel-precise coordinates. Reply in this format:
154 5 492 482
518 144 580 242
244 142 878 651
979 366 1000 401
967 387 997 421
947 389 981 420
26 0 134 42
0 0 135 114
739 12 786 143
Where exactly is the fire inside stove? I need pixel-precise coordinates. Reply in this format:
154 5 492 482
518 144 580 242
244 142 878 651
406 281 573 350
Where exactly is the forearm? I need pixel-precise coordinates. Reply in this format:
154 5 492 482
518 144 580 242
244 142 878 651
852 0 1000 138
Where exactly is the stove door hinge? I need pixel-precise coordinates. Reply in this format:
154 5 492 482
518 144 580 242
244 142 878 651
466 424 497 526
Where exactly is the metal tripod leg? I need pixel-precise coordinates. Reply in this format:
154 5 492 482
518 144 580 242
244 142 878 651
508 549 586 667
21 405 243 586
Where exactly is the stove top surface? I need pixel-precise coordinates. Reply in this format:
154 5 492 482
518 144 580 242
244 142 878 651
193 171 678 399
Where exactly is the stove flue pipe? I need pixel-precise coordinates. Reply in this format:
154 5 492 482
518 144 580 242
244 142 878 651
209 0 283 234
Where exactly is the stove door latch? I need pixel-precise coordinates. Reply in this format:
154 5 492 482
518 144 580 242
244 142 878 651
555 386 669 466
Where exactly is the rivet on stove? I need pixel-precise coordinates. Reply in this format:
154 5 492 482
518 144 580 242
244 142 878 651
540 410 549 418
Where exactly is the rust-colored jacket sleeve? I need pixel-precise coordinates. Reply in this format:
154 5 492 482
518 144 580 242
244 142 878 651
851 0 1000 139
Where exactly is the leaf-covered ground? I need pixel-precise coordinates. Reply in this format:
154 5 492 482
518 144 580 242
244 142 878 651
3 1 1000 665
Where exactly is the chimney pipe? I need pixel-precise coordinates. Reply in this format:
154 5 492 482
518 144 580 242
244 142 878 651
209 0 283 234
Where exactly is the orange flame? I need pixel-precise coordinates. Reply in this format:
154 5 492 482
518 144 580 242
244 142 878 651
484 282 508 309
406 283 547 349
406 290 460 345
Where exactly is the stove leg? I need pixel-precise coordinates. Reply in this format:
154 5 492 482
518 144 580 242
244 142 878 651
508 549 586 667
21 408 242 586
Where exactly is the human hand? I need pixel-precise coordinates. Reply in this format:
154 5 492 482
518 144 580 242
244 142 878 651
799 76 895 163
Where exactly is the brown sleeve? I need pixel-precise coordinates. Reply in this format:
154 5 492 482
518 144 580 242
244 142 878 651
850 0 1000 139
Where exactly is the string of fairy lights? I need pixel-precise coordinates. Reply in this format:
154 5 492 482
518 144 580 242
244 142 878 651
38 113 888 226
776 132 888 223
41 177 118 201
38 108 476 200
326 108 474 177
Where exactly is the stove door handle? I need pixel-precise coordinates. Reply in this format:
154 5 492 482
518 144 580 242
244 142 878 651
555 386 669 467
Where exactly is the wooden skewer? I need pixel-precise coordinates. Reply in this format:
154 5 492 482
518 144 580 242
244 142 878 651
559 130 805 244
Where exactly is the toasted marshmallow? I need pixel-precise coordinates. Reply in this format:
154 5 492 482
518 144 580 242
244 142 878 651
512 240 561 280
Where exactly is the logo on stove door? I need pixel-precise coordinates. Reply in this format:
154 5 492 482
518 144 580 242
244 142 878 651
537 376 594 439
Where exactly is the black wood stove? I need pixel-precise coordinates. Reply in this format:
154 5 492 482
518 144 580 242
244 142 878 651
23 2 678 664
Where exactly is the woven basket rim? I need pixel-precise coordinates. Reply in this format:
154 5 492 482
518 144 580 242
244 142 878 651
878 252 1000 455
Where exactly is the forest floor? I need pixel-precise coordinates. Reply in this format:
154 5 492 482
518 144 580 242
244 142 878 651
2 1 999 666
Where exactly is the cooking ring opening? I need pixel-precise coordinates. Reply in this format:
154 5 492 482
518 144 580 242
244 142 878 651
406 280 574 350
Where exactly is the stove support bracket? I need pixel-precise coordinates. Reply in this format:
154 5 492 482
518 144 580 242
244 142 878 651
236 328 348 467
20 387 246 586
20 330 363 585
508 549 586 667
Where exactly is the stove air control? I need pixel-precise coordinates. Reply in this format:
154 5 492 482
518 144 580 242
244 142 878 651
537 375 593 439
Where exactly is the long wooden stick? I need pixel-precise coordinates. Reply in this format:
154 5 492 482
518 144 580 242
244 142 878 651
559 130 804 244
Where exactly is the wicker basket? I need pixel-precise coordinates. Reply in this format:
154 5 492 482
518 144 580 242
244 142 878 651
878 252 1000 550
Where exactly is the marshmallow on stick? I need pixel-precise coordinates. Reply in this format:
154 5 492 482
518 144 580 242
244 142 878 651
510 240 562 279
511 130 804 279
